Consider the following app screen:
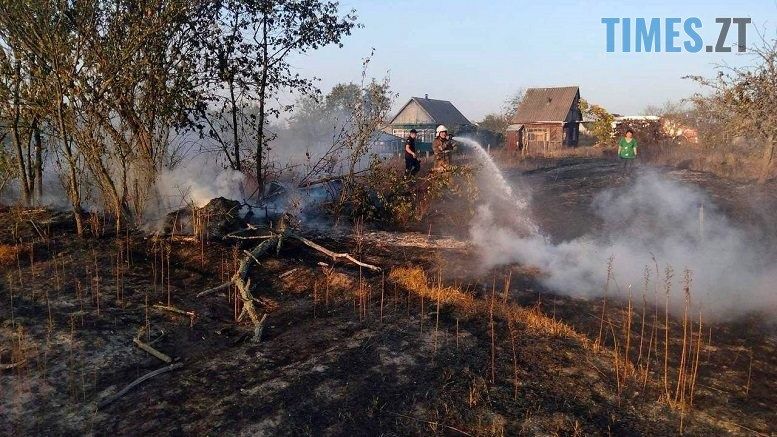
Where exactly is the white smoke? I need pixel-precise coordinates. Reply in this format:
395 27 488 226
469 160 777 320
155 155 245 209
138 154 246 231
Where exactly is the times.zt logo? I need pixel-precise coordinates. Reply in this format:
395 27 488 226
602 18 751 53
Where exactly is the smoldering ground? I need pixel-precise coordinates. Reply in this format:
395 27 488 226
470 169 777 321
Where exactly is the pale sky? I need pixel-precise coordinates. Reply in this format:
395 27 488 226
288 0 777 121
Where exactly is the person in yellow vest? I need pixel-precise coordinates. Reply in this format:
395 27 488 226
432 125 455 171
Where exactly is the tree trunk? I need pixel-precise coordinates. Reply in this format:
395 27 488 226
81 143 126 234
54 67 85 237
758 137 775 184
229 77 241 171
94 116 135 232
256 84 266 196
255 15 268 197
25 120 35 200
11 62 31 205
33 122 43 202
69 170 85 237
11 125 31 205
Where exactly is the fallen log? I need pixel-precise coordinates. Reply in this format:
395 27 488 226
290 233 381 272
232 235 282 339
243 249 263 266
279 268 299 279
153 304 196 328
133 338 172 363
225 233 275 241
153 304 196 319
198 225 381 341
97 362 184 409
0 360 26 370
254 313 268 341
133 326 172 363
196 282 231 298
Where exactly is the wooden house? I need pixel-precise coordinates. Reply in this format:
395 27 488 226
506 86 582 152
385 95 473 152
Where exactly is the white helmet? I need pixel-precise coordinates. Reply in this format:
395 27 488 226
436 125 448 134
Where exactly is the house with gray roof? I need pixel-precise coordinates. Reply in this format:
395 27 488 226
506 86 582 152
385 95 473 152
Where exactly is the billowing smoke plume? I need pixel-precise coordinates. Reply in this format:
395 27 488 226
470 167 777 320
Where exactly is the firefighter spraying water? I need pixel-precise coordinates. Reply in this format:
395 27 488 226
432 125 456 171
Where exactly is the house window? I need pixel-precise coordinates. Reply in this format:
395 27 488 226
527 128 548 142
394 128 435 143
393 129 407 138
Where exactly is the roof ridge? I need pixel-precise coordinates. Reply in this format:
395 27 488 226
525 85 579 91
411 96 453 103
512 86 581 124
395 97 471 125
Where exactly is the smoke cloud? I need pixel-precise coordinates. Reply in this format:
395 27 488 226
471 169 777 320
137 154 246 231
155 155 245 209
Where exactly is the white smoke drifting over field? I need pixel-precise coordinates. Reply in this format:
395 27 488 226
471 169 777 320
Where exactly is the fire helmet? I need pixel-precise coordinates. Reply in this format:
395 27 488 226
436 125 448 134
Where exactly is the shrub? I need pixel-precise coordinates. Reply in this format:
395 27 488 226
331 157 479 228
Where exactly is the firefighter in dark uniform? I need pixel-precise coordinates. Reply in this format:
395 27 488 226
404 129 421 176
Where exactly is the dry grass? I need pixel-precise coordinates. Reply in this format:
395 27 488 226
489 146 606 171
485 138 776 183
388 267 586 341
0 243 21 267
390 263 724 434
640 141 774 182
0 228 770 435
493 145 605 161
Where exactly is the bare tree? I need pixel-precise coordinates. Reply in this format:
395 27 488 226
327 57 393 220
502 88 525 120
0 0 361 230
686 34 777 183
0 42 45 205
199 0 255 172
0 0 211 231
478 88 525 137
200 0 359 194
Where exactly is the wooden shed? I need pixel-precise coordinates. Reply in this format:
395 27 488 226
505 124 524 150
506 86 582 153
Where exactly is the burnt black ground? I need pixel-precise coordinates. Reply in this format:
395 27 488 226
1 157 775 436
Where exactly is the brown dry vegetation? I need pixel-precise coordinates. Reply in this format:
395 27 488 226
637 140 771 183
1 159 776 436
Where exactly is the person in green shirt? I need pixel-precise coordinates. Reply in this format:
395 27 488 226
618 129 638 171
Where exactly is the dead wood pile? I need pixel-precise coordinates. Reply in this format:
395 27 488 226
199 215 380 341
